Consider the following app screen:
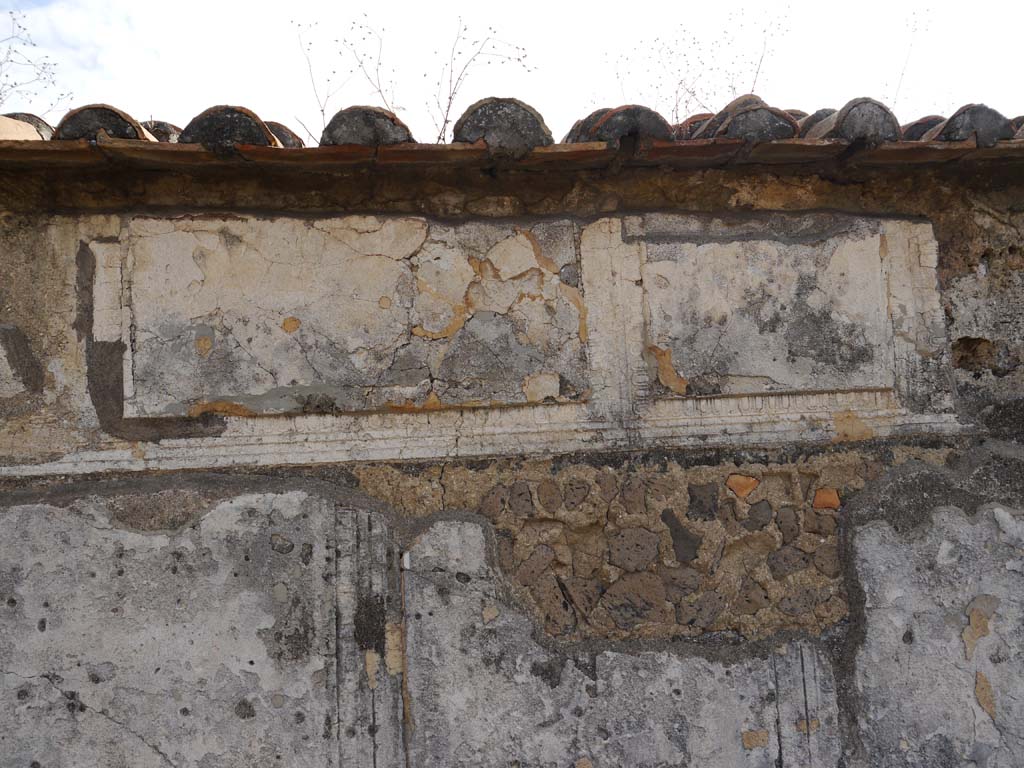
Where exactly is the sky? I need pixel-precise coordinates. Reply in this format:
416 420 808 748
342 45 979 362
3 0 1023 144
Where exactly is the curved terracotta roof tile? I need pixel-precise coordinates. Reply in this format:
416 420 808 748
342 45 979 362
921 104 1014 147
715 106 798 142
55 104 154 141
805 98 901 143
266 121 305 148
3 113 53 140
672 113 713 141
179 106 280 148
320 106 413 146
142 120 182 143
562 108 611 143
691 94 766 140
566 105 671 144
453 97 552 159
797 109 836 138
0 115 43 140
900 116 945 141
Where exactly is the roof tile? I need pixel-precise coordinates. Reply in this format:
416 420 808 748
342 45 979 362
900 115 944 141
0 115 43 141
797 109 836 138
921 104 1014 147
265 121 305 148
3 112 52 140
453 97 552 159
179 106 280 148
565 105 671 144
320 105 413 147
804 98 901 144
55 104 154 142
142 120 182 143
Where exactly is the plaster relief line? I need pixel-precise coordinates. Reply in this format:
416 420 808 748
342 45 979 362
800 644 814 768
770 653 786 768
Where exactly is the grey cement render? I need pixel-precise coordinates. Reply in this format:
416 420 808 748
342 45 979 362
1 492 339 768
854 504 1024 767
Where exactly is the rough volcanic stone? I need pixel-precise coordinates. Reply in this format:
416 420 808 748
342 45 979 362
596 572 673 629
621 476 647 515
661 508 702 563
777 506 800 543
812 542 840 577
660 566 701 603
530 574 576 635
562 479 591 509
509 481 535 517
768 546 811 579
515 544 555 587
478 484 509 518
676 591 726 629
804 507 838 536
733 579 770 615
563 576 602 616
608 528 660 572
742 500 773 531
778 587 821 616
536 479 563 512
687 483 719 521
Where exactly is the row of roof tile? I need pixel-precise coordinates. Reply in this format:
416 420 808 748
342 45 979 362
2 96 1022 155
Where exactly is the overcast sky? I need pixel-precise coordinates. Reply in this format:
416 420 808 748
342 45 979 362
4 0 1022 143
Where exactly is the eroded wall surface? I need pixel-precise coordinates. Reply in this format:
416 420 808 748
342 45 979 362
2 164 1024 767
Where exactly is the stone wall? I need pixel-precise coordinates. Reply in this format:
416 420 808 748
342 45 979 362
2 154 1023 766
